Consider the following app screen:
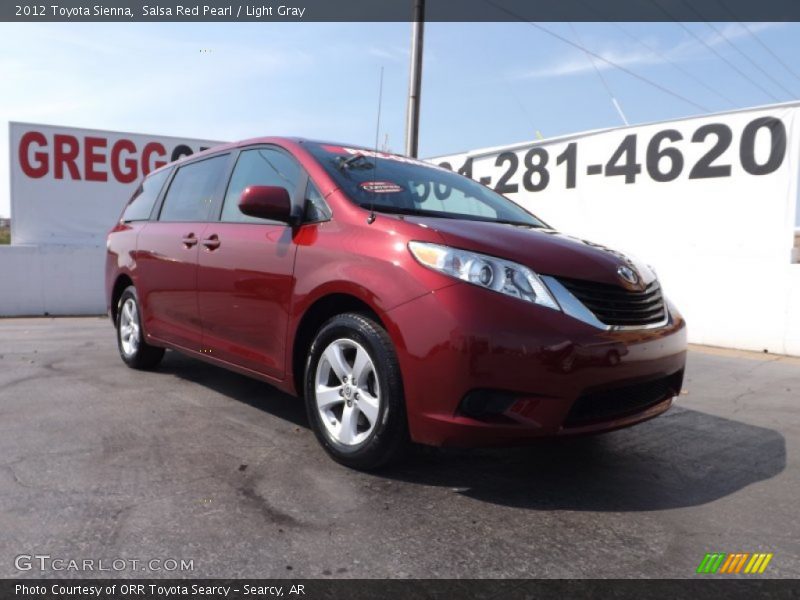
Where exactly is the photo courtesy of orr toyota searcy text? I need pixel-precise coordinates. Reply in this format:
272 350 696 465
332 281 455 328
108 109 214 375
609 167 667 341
14 584 300 597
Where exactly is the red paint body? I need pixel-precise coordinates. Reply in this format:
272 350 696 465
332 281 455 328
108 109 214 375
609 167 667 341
106 137 687 447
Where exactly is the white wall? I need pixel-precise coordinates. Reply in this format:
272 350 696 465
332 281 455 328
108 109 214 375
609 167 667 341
10 122 222 245
0 244 105 316
787 267 800 355
0 123 224 318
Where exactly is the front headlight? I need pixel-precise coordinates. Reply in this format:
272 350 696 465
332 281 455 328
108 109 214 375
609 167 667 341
408 241 560 310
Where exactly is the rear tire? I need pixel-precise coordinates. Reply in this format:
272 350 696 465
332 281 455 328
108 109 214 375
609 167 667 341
304 313 409 470
116 286 165 370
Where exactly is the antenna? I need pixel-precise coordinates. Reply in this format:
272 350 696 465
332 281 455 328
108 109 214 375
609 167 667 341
367 66 384 225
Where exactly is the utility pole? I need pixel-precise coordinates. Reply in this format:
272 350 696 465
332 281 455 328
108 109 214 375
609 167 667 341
405 0 425 158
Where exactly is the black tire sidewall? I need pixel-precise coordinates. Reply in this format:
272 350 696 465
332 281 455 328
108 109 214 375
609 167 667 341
116 285 163 369
304 313 407 469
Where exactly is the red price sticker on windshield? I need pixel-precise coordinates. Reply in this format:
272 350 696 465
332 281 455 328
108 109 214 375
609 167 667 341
359 181 404 194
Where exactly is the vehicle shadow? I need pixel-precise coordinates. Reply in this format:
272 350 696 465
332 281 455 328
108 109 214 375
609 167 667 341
157 351 310 428
387 407 787 512
158 352 786 513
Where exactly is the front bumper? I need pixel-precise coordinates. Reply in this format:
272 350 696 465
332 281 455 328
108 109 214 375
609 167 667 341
384 282 687 447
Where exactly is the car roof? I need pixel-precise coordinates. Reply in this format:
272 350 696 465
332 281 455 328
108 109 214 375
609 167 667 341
145 136 376 179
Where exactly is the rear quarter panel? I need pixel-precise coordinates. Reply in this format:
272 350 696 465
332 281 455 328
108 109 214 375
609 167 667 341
105 222 141 316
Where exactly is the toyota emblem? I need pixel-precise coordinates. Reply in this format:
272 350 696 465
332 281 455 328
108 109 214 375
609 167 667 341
617 265 639 286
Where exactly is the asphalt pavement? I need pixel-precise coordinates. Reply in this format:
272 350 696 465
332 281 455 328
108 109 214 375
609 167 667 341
0 317 797 578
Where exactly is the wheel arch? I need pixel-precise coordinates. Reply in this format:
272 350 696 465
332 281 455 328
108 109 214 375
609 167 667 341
291 292 389 399
110 273 134 324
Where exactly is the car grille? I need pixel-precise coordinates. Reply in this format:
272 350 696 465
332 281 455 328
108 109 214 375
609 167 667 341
558 277 667 327
564 371 683 428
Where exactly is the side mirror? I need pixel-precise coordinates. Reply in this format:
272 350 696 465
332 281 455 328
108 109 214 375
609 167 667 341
238 186 293 223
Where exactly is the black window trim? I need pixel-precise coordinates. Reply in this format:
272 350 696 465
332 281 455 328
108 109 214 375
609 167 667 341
120 166 174 223
152 152 234 224
212 143 310 227
303 178 333 225
145 166 174 221
139 144 333 226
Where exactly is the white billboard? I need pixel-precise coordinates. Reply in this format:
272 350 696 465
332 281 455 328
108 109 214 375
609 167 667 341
430 102 800 355
9 122 223 245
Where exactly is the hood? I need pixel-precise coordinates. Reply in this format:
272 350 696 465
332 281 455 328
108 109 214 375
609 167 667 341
403 217 645 287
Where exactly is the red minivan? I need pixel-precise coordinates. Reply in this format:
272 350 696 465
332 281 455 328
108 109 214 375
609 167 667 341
106 138 687 469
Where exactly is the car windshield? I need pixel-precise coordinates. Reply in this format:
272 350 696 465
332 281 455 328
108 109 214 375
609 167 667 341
305 143 547 227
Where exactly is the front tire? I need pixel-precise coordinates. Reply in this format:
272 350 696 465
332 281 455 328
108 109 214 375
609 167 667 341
305 313 408 470
116 286 165 370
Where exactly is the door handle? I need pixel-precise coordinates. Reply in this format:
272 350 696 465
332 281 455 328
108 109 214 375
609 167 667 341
182 233 198 248
202 234 221 250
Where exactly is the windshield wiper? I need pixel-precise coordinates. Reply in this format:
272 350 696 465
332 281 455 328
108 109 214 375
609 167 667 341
357 205 467 220
357 205 544 227
486 218 543 228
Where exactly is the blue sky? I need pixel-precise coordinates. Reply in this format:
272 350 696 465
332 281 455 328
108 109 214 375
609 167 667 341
2 20 800 217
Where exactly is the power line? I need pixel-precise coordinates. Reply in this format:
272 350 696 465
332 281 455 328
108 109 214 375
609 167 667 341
470 24 540 136
609 22 739 107
481 0 710 113
703 21 795 99
681 0 796 99
736 23 800 90
649 0 780 102
568 22 629 125
568 0 738 107
715 0 800 89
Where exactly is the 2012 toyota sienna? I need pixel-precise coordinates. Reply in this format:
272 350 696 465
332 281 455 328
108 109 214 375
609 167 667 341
105 138 687 470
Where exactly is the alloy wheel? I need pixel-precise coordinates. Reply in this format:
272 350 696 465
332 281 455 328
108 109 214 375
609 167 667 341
314 338 381 446
119 297 141 357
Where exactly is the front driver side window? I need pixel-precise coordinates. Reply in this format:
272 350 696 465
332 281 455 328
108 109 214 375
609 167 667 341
221 148 301 223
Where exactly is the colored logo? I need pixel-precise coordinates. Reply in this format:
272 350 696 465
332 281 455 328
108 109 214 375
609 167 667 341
696 552 773 574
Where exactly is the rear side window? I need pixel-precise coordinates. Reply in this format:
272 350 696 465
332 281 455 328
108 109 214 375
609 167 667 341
122 168 171 222
221 148 302 223
159 155 229 222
